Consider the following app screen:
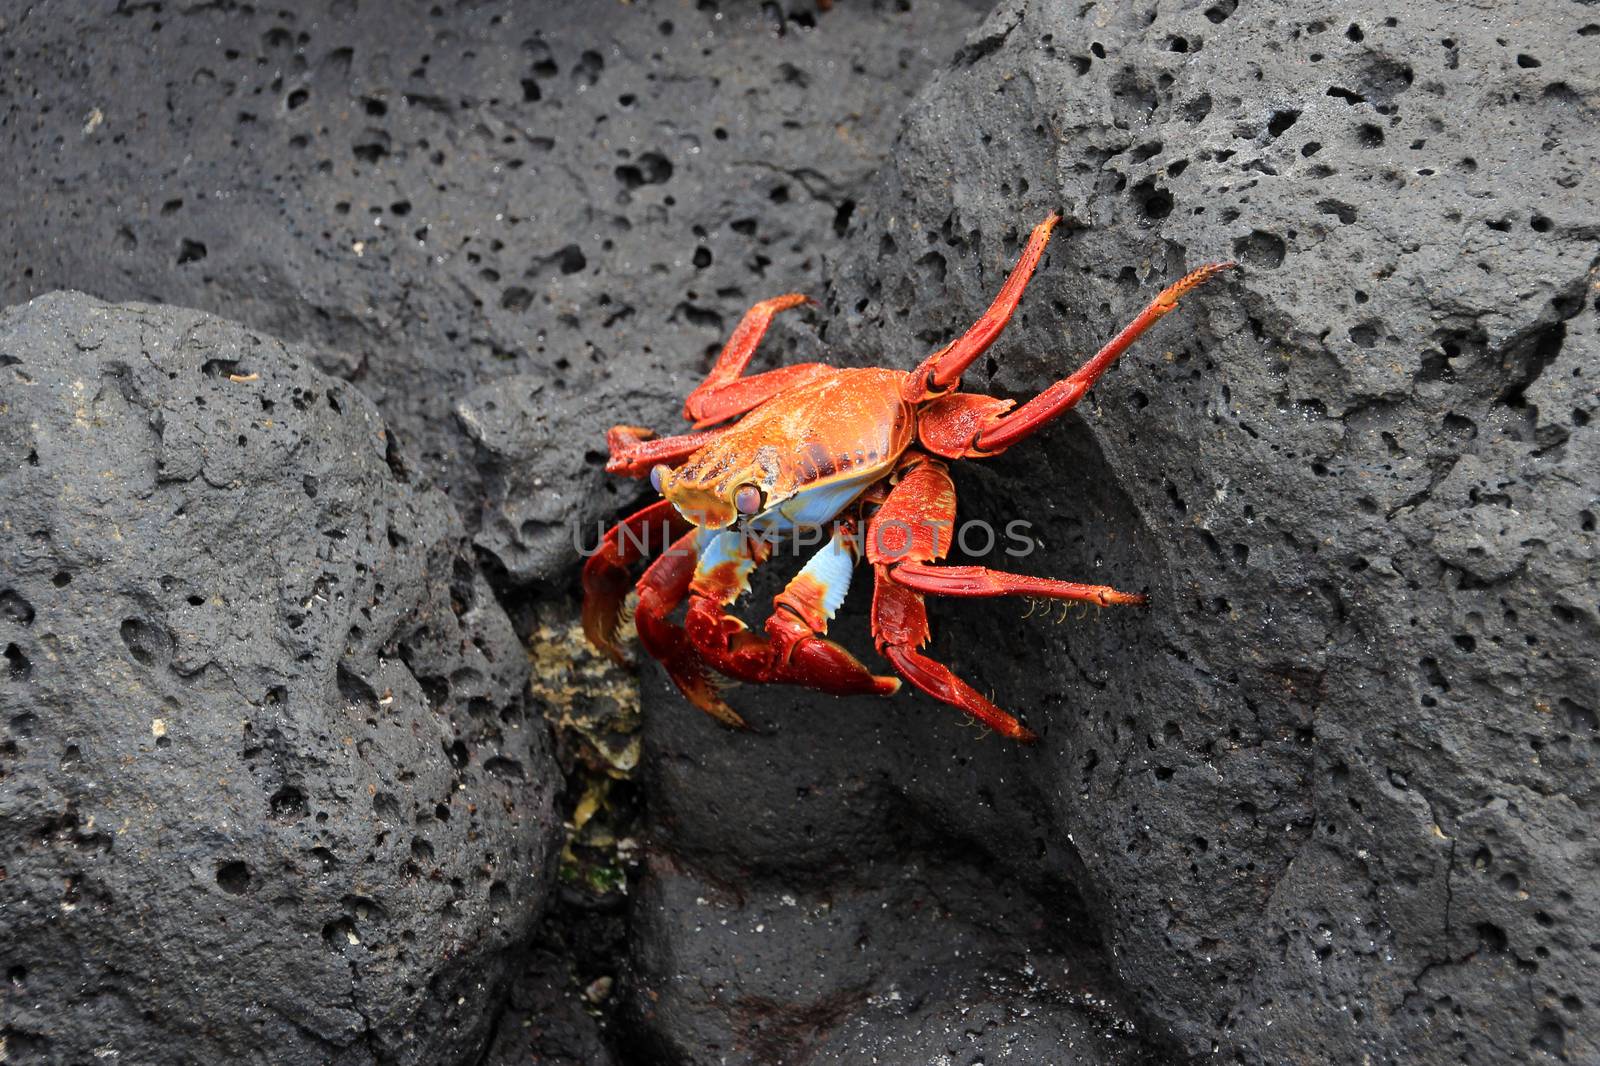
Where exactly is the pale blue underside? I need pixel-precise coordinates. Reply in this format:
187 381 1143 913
750 468 879 534
693 527 758 594
792 530 856 620
691 472 873 605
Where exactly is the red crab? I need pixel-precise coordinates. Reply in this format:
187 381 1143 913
583 213 1233 741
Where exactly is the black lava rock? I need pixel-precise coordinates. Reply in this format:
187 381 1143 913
0 0 988 557
627 843 1151 1066
455 374 632 588
0 293 559 1065
640 0 1597 1062
605 1 1598 1062
6 0 1593 1063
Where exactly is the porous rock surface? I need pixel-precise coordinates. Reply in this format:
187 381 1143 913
635 0 1596 1062
0 0 987 586
0 293 558 1065
2 0 1596 1063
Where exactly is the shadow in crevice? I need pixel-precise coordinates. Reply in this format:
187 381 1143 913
938 412 1166 741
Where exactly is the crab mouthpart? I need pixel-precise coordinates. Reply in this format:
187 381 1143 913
667 486 737 530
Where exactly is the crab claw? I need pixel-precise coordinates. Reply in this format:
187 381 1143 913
682 587 899 702
633 538 748 729
581 500 692 662
764 609 900 697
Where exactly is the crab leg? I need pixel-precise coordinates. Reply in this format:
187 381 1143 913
633 530 750 729
604 424 724 478
582 499 694 660
864 456 1038 741
683 364 838 429
682 293 834 427
890 563 1146 607
684 526 899 703
901 212 1061 404
918 261 1236 458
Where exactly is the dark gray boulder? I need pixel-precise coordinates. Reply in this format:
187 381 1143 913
0 293 560 1065
623 0 1599 1062
455 374 634 588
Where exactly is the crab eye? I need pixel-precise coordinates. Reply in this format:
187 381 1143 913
734 484 763 515
650 465 669 493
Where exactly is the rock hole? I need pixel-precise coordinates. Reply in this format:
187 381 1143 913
1560 697 1597 732
1317 199 1356 223
1131 140 1163 163
1231 230 1286 268
373 792 402 821
1132 180 1174 222
216 861 251 894
614 151 672 189
1266 108 1301 138
322 917 357 951
119 618 171 666
351 137 389 163
485 755 524 779
832 199 856 237
4 643 30 680
1182 93 1213 123
271 786 307 821
0 590 34 626
1531 1013 1566 1058
572 49 604 87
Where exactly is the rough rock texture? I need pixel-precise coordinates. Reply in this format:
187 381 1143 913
3 0 1595 1063
628 0 1597 1062
0 293 559 1065
628 836 1153 1066
454 373 618 588
0 0 987 586
0 1 1001 1062
480 924 619 1066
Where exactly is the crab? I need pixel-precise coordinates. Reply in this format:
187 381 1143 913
582 213 1233 741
